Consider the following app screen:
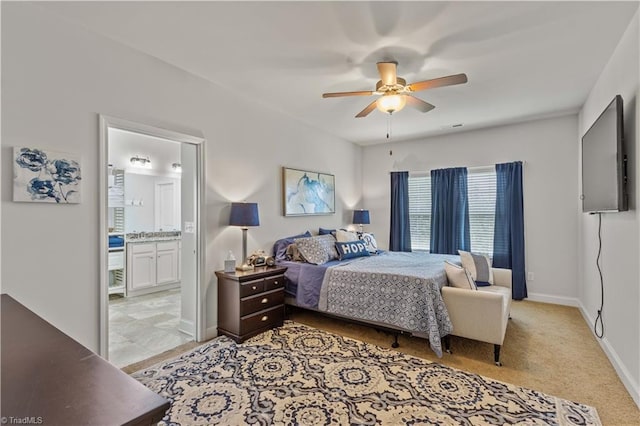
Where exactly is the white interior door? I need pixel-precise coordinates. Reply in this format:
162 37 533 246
155 182 178 231
179 143 197 337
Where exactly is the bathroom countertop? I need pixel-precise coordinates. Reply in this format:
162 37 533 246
126 232 182 243
127 236 182 243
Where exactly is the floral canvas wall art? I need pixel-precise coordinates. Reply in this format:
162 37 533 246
13 147 81 204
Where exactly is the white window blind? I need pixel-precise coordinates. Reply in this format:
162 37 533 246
407 168 497 255
408 174 431 251
467 167 496 256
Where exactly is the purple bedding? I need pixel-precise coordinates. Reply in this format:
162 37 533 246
279 259 345 308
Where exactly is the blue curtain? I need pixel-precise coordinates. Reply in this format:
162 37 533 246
389 171 412 252
493 161 527 300
430 167 470 254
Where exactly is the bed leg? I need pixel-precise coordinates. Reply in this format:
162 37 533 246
391 334 399 348
284 304 291 320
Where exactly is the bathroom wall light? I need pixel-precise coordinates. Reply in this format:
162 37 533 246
172 163 182 172
130 155 151 166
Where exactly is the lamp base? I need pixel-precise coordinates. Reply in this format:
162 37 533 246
236 263 254 272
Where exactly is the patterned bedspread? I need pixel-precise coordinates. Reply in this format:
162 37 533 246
318 252 459 357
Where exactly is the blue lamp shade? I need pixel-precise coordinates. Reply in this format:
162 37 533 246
229 202 260 227
353 209 370 225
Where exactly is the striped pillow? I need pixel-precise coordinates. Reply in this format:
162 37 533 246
458 250 493 287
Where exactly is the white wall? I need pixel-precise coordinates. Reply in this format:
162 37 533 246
108 127 182 177
577 11 639 406
362 115 579 305
0 3 361 350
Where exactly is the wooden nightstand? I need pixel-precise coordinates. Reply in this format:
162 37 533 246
215 266 287 343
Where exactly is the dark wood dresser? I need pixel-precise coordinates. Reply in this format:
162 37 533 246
1 294 170 426
215 266 287 343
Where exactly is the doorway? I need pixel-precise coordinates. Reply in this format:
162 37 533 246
99 116 205 365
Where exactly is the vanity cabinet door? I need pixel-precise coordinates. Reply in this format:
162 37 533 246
129 243 156 290
156 241 179 285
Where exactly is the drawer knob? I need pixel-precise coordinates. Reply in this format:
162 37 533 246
252 286 257 290
274 281 278 285
261 315 268 322
261 298 268 304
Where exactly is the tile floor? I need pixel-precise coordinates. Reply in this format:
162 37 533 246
109 288 192 368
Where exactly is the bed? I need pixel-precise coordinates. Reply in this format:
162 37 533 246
278 243 459 357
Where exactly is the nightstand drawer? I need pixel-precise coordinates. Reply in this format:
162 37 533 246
240 288 283 316
240 305 283 335
240 279 264 298
264 275 284 292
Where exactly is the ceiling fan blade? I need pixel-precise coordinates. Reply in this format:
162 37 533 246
407 73 468 92
406 95 435 113
377 62 397 86
355 100 378 118
322 90 373 98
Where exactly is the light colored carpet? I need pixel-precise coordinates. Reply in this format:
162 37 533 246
133 322 601 425
290 301 639 425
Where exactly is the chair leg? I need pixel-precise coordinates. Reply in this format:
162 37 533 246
444 335 452 354
494 344 502 366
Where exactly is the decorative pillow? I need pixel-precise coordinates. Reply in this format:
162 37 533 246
318 227 336 236
335 240 370 260
336 229 358 243
272 231 311 260
458 250 493 287
294 234 339 265
444 261 476 290
285 243 304 262
360 232 378 253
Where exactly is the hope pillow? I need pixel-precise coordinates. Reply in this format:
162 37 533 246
335 240 370 260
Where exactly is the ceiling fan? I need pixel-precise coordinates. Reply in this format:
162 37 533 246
322 62 468 118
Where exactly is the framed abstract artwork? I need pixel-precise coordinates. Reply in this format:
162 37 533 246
13 147 82 204
282 167 335 216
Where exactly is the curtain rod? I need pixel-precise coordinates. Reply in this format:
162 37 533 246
388 161 526 174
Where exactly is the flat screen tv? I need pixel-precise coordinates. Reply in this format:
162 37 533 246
581 95 627 213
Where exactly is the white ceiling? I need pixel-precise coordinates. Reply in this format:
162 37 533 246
41 1 638 146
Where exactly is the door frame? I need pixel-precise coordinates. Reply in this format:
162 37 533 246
98 115 206 358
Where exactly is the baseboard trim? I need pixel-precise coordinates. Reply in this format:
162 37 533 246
578 302 640 409
205 325 218 341
178 318 195 337
526 292 579 307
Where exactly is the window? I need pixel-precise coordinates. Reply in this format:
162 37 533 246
408 174 431 251
467 167 496 256
407 168 496 255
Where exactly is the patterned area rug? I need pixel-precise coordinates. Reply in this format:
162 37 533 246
133 322 601 425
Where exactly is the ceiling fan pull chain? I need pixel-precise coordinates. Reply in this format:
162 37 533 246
386 113 391 139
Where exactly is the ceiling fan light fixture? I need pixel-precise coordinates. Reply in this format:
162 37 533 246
376 94 406 114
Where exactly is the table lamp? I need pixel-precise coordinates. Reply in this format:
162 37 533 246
229 202 260 271
353 209 370 234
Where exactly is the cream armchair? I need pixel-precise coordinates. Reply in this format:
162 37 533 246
441 268 512 366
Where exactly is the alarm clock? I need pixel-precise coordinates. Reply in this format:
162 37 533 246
252 256 267 267
248 250 267 267
265 256 275 267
